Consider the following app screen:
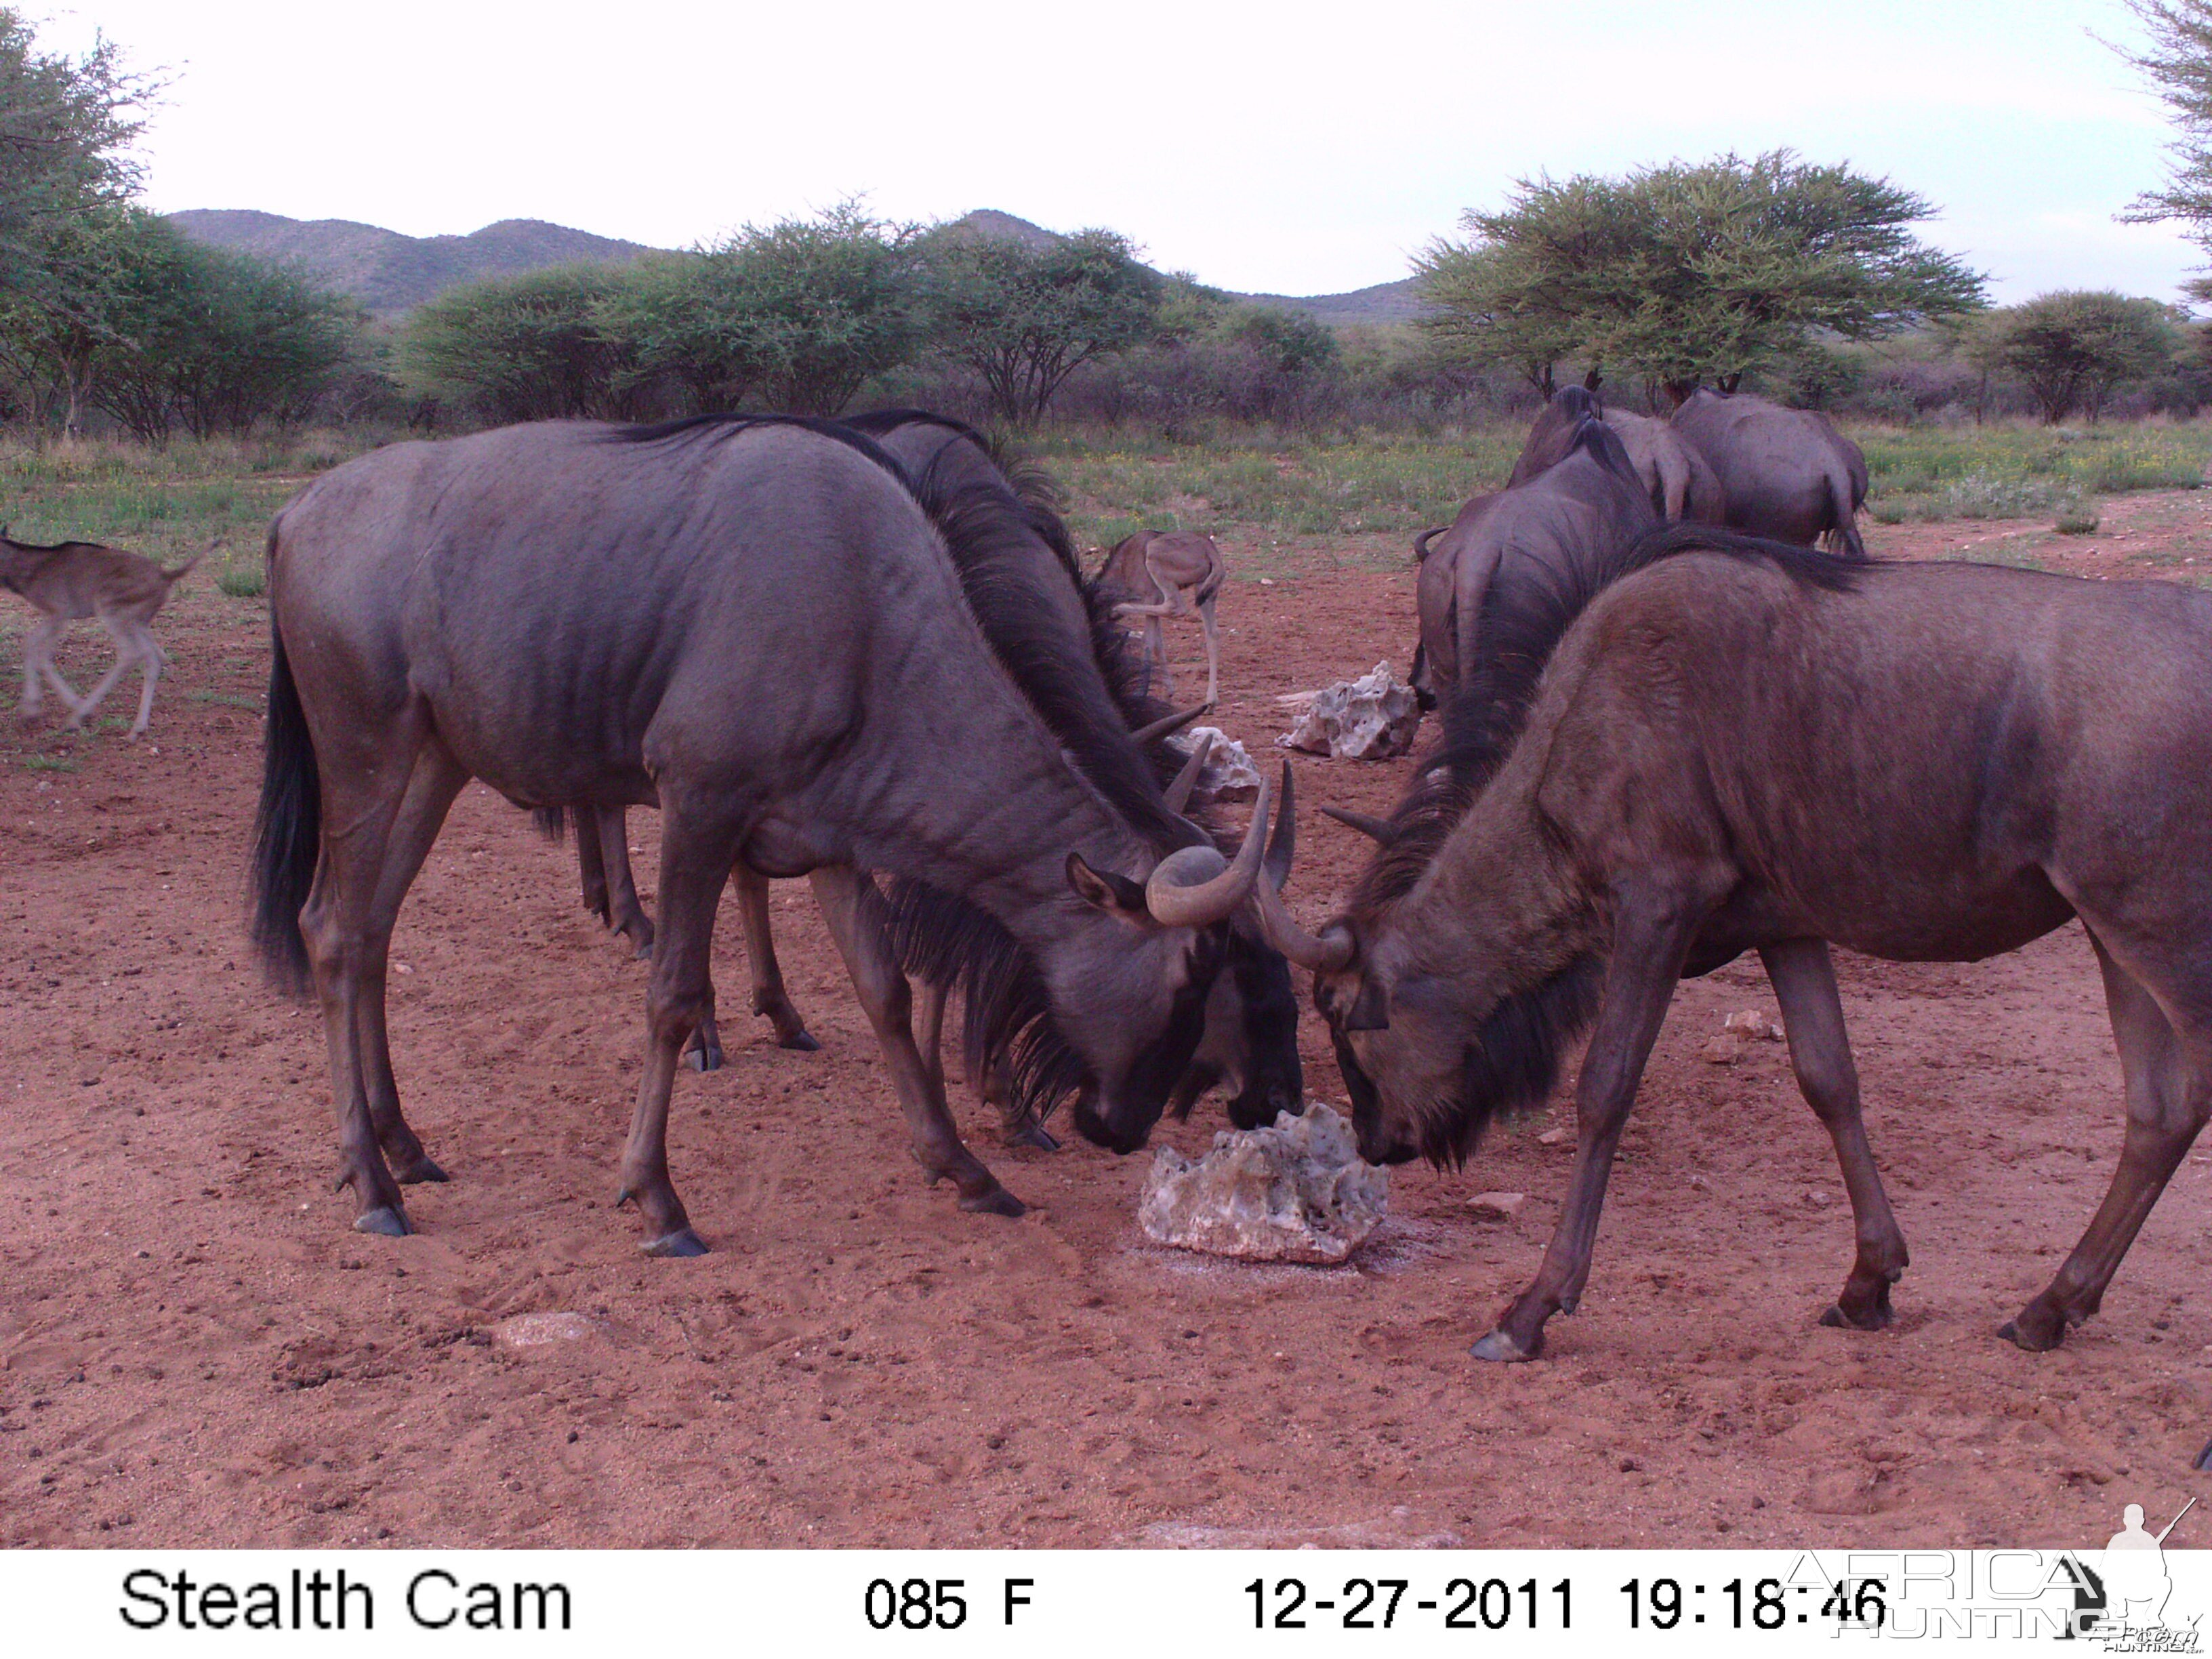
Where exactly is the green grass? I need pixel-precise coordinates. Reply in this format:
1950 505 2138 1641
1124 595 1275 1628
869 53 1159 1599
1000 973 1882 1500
1852 423 2210 523
23 752 76 773
216 564 266 598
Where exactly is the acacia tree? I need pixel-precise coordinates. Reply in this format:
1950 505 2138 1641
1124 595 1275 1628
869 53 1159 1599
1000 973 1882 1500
600 203 924 415
2117 1 2212 276
401 265 640 422
1417 152 1986 403
921 227 1162 422
1967 291 2182 423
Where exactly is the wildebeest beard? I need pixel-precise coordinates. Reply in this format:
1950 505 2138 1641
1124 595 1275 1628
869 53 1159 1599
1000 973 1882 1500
1336 954 1604 1166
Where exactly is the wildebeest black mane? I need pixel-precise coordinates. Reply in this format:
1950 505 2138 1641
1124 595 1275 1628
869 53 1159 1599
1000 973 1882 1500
1351 514 1869 926
1430 955 1605 1165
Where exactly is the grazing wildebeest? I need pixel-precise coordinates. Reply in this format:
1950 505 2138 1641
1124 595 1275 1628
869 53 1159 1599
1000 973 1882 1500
1407 392 1656 714
3 531 208 737
251 415 1273 1252
1094 529 1227 707
536 409 1305 1139
1671 388 1868 557
1601 408 1726 525
1263 523 2212 1361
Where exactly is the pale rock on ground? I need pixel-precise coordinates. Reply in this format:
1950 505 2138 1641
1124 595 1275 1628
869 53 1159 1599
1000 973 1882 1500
1139 1103 1387 1264
1467 1191 1526 1221
1174 726 1261 801
1277 661 1423 760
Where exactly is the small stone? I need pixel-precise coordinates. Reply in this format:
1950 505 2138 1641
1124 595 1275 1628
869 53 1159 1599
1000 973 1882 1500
1688 1174 1711 1191
490 1311 605 1349
1468 1191 1526 1221
1700 1033 1747 1065
1536 1125 1573 1147
1139 1103 1386 1264
1277 662 1424 760
1805 1189 1830 1208
1618 1456 1639 1473
1723 1009 1785 1041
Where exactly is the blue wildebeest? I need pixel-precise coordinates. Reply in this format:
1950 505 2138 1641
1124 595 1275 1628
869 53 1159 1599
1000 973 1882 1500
1263 522 2212 1363
1671 388 1868 558
251 415 1275 1252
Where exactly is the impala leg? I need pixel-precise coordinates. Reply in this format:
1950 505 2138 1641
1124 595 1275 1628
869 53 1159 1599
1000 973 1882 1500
808 865 1023 1216
614 804 736 1257
1144 613 1172 701
62 614 143 731
596 806 655 958
125 621 163 737
2003 936 2209 1351
18 615 70 720
356 744 468 1185
1197 594 1219 710
1477 891 1700 1361
1761 939 1908 1330
733 864 817 1050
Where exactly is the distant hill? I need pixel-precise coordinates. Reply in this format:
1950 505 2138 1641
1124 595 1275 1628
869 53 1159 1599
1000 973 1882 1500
165 210 655 315
946 209 1426 327
167 205 1425 325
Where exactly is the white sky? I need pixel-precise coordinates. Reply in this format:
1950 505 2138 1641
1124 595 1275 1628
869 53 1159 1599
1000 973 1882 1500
31 0 2210 304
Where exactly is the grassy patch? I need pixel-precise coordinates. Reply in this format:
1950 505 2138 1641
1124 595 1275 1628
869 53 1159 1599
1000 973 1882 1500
0 431 361 556
216 564 266 598
23 752 76 773
186 690 262 709
1853 424 2210 522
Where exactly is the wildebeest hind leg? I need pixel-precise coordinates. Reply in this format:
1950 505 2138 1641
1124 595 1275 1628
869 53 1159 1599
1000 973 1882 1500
614 805 737 1257
297 708 445 1236
356 745 469 1185
808 864 1024 1216
2003 936 2209 1351
1761 939 1908 1329
573 808 613 927
1476 890 1700 1362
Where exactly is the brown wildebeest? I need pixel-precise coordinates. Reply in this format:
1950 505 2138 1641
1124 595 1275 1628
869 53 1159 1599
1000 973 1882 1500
1602 408 1726 524
251 415 1273 1252
1095 529 1227 707
1671 388 1868 557
1406 391 1655 714
538 409 1306 1142
1263 523 2212 1362
3 531 208 737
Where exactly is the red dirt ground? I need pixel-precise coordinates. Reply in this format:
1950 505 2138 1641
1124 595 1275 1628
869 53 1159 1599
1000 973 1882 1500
3 493 2210 1550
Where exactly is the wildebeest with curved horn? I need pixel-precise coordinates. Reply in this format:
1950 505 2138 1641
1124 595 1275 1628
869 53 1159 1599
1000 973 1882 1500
1671 388 1868 557
1263 523 2212 1361
537 409 1306 1142
251 415 1273 1252
1405 388 1656 714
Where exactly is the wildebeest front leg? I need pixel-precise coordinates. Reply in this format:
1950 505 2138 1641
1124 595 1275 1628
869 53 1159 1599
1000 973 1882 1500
1196 592 1220 710
808 865 1024 1216
731 865 818 1051
1475 893 1700 1361
594 806 656 958
1761 938 1908 1330
573 808 613 927
613 809 735 1258
2003 936 2210 1350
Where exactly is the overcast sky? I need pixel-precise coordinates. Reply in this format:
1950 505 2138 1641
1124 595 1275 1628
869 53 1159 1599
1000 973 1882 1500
33 0 2209 304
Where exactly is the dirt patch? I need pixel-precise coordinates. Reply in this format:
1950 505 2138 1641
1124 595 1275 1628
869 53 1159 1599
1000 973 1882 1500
1 513 2208 1549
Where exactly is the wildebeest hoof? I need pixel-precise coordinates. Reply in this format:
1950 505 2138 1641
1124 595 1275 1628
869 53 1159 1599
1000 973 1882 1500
1001 1120 1060 1153
683 1045 723 1073
2195 1439 2212 1473
1997 1315 2064 1352
778 1029 822 1052
353 1205 411 1237
960 1185 1027 1218
391 1153 449 1185
642 1227 709 1258
1470 1328 1538 1364
1822 1294 1893 1332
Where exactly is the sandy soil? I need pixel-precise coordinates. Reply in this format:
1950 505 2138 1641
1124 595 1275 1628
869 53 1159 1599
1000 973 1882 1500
3 493 2210 1550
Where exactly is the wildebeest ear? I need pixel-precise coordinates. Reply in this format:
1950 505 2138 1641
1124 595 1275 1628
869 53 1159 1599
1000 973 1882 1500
1343 975 1391 1031
1066 853 1149 917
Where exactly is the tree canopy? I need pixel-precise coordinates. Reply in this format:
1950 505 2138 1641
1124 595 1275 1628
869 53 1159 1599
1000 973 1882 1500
1965 291 2183 424
1416 150 1986 403
2117 1 2212 276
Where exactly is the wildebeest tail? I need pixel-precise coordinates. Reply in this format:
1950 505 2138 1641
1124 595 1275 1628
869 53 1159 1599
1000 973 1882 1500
251 601 321 1000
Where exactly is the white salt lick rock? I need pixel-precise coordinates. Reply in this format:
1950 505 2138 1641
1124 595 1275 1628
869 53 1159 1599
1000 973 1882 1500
1139 1103 1387 1265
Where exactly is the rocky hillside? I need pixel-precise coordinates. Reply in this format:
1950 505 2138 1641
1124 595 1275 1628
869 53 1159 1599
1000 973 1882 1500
165 210 653 315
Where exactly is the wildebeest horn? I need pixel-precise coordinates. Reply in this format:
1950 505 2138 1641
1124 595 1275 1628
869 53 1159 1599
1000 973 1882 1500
1265 759 1295 890
1319 804 1397 846
1164 729 1213 814
1129 703 1209 746
1252 781 1355 972
1145 771 1271 928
